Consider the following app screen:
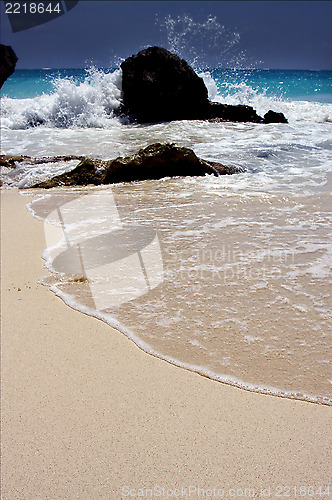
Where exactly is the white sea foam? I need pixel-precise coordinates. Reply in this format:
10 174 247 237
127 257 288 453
2 69 331 136
2 99 331 190
1 69 123 130
212 80 332 123
199 71 219 100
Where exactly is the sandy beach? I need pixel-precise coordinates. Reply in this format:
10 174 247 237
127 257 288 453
1 188 331 499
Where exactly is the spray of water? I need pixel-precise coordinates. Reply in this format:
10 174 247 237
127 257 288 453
1 68 123 130
156 14 256 71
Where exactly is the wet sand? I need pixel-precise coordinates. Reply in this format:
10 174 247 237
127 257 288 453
1 189 331 499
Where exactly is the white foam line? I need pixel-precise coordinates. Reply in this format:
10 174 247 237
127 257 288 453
44 281 332 407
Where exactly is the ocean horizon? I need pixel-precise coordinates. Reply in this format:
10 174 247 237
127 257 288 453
2 67 332 102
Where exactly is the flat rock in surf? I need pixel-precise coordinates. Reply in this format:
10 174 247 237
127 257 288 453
208 102 263 123
0 154 83 169
0 44 18 89
119 46 287 124
31 143 244 189
0 155 30 168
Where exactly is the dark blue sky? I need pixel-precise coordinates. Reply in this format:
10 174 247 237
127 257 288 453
1 1 331 70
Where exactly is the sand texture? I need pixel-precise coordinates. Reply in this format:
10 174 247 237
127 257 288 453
1 189 331 499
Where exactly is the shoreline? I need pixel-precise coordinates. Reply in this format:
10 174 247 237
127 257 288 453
1 189 331 498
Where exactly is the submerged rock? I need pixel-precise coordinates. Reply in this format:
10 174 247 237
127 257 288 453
33 158 108 188
0 154 83 169
119 46 287 125
0 155 30 168
32 143 243 188
0 44 18 88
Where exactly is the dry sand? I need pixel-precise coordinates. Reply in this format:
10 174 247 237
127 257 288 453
1 189 331 499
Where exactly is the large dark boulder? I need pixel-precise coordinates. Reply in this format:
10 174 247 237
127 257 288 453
120 46 209 123
120 46 287 125
32 143 243 188
0 44 18 88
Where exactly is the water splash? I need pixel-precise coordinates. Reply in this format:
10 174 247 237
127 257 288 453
1 68 123 130
156 14 255 71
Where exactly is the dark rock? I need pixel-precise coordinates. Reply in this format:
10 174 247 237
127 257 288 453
104 143 226 184
44 155 84 163
208 102 263 123
202 160 245 176
32 143 243 188
120 46 287 125
264 110 288 124
0 154 84 169
120 46 209 123
0 155 30 168
33 157 108 188
0 44 18 89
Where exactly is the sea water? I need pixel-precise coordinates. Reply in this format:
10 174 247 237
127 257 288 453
1 64 331 405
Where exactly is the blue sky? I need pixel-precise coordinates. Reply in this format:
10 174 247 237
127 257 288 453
1 1 331 70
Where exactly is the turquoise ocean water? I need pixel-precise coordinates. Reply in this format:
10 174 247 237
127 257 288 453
2 67 332 102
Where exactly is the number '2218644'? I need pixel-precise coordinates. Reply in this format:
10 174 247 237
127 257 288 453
5 3 61 14
275 485 330 497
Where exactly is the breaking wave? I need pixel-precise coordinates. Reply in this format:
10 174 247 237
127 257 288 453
1 68 123 130
2 65 332 132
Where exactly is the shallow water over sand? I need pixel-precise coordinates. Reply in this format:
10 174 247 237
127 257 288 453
28 174 332 405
